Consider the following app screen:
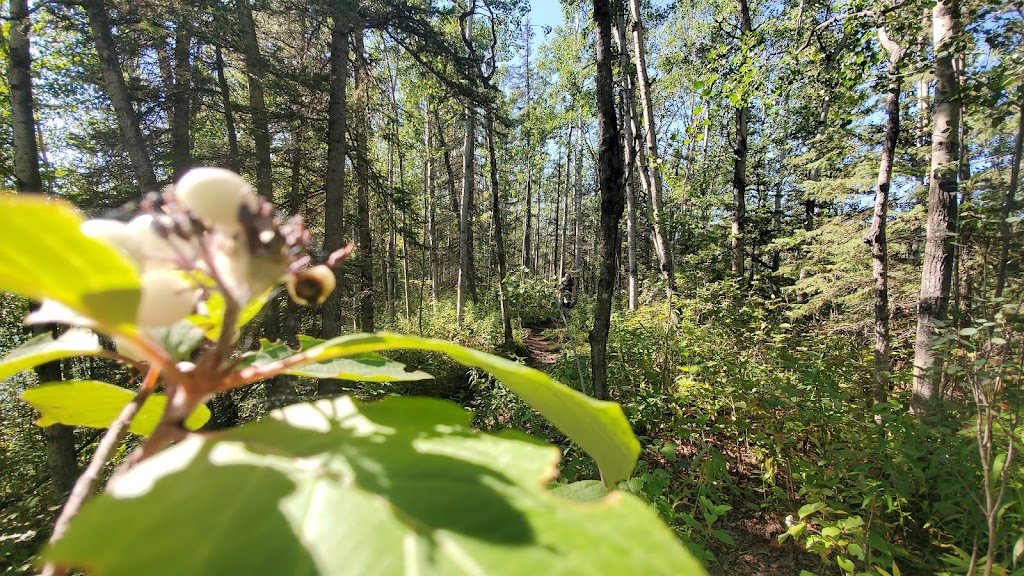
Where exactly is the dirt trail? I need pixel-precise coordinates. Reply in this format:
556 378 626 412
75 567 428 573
522 320 562 366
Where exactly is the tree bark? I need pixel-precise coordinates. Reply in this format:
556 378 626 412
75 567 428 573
573 116 585 273
237 0 273 199
487 112 513 345
521 19 534 271
995 92 1022 298
866 26 903 409
457 12 475 326
425 97 439 303
319 6 349 370
590 0 626 401
912 0 960 413
82 0 157 193
613 8 639 310
214 46 241 172
9 0 81 499
731 0 752 278
169 23 192 179
353 30 375 333
628 0 674 302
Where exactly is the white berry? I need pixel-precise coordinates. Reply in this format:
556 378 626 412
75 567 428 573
136 270 198 328
173 168 257 231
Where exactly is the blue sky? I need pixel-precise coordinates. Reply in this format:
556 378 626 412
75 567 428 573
529 0 564 29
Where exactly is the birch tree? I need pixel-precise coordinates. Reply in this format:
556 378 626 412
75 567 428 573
912 0 961 413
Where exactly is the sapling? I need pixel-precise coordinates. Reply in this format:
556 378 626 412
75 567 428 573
0 168 699 575
33 168 351 576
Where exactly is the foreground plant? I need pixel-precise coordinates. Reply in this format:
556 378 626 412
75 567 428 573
0 170 704 575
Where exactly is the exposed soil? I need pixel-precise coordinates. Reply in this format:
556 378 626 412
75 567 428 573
710 512 824 576
522 320 563 366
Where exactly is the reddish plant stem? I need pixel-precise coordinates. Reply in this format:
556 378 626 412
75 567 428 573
41 367 160 576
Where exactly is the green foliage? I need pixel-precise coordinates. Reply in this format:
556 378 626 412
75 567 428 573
0 329 103 381
0 195 140 328
271 331 641 486
45 395 704 576
242 337 434 382
503 268 560 326
0 185 701 574
20 380 210 437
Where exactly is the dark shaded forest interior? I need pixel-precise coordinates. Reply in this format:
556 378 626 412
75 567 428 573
1 0 1023 574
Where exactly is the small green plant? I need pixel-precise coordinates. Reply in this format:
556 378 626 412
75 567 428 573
0 170 703 575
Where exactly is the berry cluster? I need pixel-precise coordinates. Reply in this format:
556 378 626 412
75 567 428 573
79 167 335 328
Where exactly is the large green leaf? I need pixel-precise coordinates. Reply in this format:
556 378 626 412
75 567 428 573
282 332 639 485
21 380 210 436
0 329 103 381
241 338 432 382
0 195 141 327
45 396 704 575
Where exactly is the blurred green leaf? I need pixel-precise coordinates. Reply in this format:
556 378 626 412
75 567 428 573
0 195 140 327
0 329 103 381
241 338 432 382
20 380 209 436
45 396 703 576
286 332 640 486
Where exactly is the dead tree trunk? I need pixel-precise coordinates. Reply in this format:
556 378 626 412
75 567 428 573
628 0 674 302
866 25 904 408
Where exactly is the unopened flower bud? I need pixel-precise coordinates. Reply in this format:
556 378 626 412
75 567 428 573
286 265 336 306
173 168 258 232
136 271 199 328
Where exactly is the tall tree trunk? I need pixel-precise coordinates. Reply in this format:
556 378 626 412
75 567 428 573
237 0 272 199
867 26 903 408
265 296 301 406
288 122 304 215
521 19 533 271
457 12 475 326
954 54 972 319
912 0 960 413
319 7 349 392
353 31 375 332
590 0 626 401
613 8 639 310
9 0 80 496
917 8 930 155
425 98 439 303
557 143 565 278
996 94 1023 298
82 0 157 193
731 0 752 278
487 112 513 344
628 0 674 302
573 116 584 273
170 23 192 179
560 119 574 278
214 46 240 172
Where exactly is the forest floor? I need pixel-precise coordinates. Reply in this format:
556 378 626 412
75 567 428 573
709 513 822 575
522 319 823 575
522 320 563 366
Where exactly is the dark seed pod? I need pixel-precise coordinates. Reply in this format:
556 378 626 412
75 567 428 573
286 265 336 306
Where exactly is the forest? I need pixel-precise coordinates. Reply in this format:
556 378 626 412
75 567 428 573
0 0 1022 573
